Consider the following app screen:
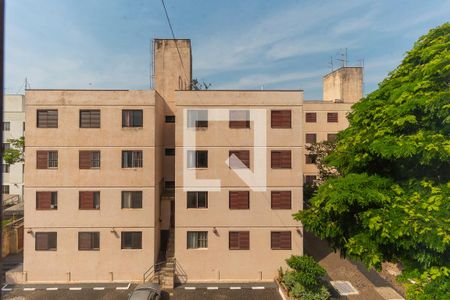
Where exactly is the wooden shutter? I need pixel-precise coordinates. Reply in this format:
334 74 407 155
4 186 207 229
229 150 250 168
305 175 316 185
327 112 338 122
327 133 337 142
36 192 52 209
79 232 92 250
229 231 250 250
305 133 317 144
79 192 94 209
35 233 48 250
271 110 291 128
271 151 291 169
271 231 291 250
36 151 48 169
271 191 292 209
305 112 316 122
229 110 250 128
305 154 316 164
229 191 249 209
79 151 92 169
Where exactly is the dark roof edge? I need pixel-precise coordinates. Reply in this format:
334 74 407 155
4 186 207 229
176 89 304 92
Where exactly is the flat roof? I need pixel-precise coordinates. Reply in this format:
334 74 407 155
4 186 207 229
26 89 131 92
176 89 303 92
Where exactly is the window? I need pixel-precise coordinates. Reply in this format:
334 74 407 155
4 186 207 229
121 191 143 208
2 185 10 195
165 115 175 123
229 231 250 250
327 112 338 123
3 164 10 173
187 110 208 128
79 151 101 169
80 110 100 128
305 133 317 144
305 112 317 123
79 191 100 210
229 191 249 209
271 151 291 169
271 191 291 209
37 110 58 128
305 154 316 164
23 122 25 131
305 175 316 185
271 110 291 128
3 122 10 131
229 150 250 168
36 192 58 210
229 110 250 128
2 143 10 151
35 232 57 251
122 110 143 127
78 232 100 251
37 151 58 169
121 232 142 249
271 231 291 250
187 192 208 208
187 231 208 249
187 150 208 168
327 133 337 142
165 148 175 156
165 181 175 190
122 151 143 168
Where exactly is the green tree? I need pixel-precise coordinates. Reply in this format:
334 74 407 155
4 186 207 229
2 137 25 165
295 23 450 299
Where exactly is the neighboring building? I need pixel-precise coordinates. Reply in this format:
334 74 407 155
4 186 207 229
3 94 25 200
303 67 363 185
19 39 362 284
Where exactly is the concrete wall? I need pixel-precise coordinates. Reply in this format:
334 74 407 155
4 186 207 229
23 90 160 283
3 95 25 199
323 67 363 103
174 90 303 282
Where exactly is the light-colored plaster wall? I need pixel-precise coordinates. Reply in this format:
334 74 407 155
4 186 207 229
3 95 25 199
24 90 160 283
174 90 303 282
323 67 363 103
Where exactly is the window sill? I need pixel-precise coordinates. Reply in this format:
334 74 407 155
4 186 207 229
187 248 208 250
121 127 143 130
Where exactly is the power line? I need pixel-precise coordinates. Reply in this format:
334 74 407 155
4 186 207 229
160 0 190 86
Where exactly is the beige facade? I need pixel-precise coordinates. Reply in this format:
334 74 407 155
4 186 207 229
23 90 164 283
174 91 303 282
20 39 362 284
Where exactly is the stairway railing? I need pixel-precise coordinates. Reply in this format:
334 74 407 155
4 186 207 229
174 258 188 285
143 260 166 283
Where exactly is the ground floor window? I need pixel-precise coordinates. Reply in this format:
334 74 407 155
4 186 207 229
121 231 142 249
35 232 57 251
187 231 208 249
78 232 100 251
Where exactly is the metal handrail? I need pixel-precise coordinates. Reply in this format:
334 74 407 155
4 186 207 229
143 260 166 283
174 258 188 284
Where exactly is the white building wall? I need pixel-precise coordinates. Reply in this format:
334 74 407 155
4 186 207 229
3 95 25 199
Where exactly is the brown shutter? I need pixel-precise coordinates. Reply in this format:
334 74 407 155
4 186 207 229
229 232 239 249
36 192 52 209
327 133 337 142
79 151 92 169
35 233 49 250
327 112 338 122
37 110 58 128
229 191 249 209
36 151 48 169
272 151 291 168
305 112 317 123
79 192 94 209
271 231 291 250
79 232 92 250
305 154 316 164
229 150 250 168
271 110 291 128
229 110 250 128
305 133 317 144
305 175 316 185
271 191 291 209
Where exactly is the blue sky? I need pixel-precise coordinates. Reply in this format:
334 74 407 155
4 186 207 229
5 0 450 99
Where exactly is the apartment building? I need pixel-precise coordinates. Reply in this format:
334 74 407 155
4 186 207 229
174 90 303 281
303 67 363 184
23 90 164 282
19 39 362 284
3 94 25 199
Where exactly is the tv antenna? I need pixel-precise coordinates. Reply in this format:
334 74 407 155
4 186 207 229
336 48 348 68
329 56 334 71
